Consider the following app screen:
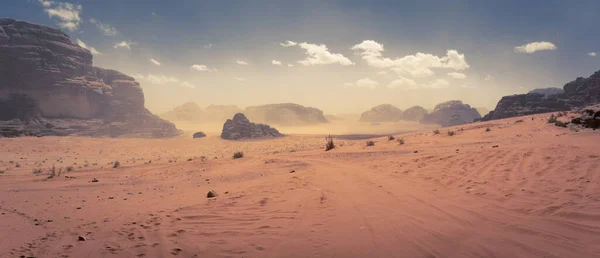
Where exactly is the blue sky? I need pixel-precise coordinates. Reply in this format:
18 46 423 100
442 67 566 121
3 0 599 113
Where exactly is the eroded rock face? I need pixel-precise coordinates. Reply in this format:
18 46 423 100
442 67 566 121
529 87 564 96
421 100 481 127
160 102 243 124
483 70 600 121
359 104 403 122
244 103 327 126
401 106 428 122
220 113 283 140
0 18 180 138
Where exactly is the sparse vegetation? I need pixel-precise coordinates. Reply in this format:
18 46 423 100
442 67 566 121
32 168 42 174
485 127 491 132
447 131 455 136
515 119 524 123
47 165 58 179
433 129 440 135
15 163 20 168
232 151 244 159
388 135 395 141
555 121 569 128
325 135 335 151
112 161 120 168
66 166 74 172
547 114 558 123
398 139 405 145
0 170 4 174
366 140 375 146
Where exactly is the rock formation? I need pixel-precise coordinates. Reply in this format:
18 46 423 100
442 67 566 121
421 100 481 127
244 103 327 126
220 113 283 140
160 102 242 124
529 87 564 96
0 18 180 137
482 70 600 121
359 104 403 122
161 102 204 123
192 131 206 138
401 106 428 122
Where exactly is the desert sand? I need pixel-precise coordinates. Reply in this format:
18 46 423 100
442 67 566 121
1 113 600 258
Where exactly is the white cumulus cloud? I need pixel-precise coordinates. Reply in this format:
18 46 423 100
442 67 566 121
39 0 82 31
89 18 118 36
447 72 467 79
352 40 469 77
298 42 354 66
190 64 217 72
356 78 379 89
280 40 298 47
236 60 249 65
75 39 101 56
114 41 133 50
288 64 294 67
588 52 597 57
514 41 557 53
272 60 282 66
150 58 161 66
180 82 195 89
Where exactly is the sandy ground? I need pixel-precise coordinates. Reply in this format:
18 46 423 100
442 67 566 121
1 113 599 258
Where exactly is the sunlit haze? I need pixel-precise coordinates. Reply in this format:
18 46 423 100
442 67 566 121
4 0 599 114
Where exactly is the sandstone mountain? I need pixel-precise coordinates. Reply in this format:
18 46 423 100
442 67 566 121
0 18 180 137
160 102 242 124
482 70 600 121
421 100 481 127
401 106 428 122
244 103 328 126
528 87 564 96
359 104 403 122
220 113 283 140
160 102 205 123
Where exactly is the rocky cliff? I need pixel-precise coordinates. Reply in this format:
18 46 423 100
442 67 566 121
244 103 328 126
401 106 428 122
359 104 403 122
220 113 283 140
421 100 481 127
482 70 600 121
0 18 180 137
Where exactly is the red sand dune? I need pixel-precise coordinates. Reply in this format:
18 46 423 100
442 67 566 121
1 113 599 257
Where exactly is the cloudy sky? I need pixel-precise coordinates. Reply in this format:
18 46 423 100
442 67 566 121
3 0 600 114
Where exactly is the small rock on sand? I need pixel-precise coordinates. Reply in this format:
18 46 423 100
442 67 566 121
78 236 86 241
207 190 217 198
91 178 98 182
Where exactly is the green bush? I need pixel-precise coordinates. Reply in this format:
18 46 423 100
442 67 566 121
433 129 440 135
485 127 491 132
366 140 375 146
547 114 557 123
398 139 405 145
447 131 455 136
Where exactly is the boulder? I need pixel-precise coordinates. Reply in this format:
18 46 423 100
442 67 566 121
359 104 403 122
192 131 206 138
0 18 180 138
421 100 481 127
483 70 600 121
401 106 428 122
244 103 327 126
220 113 283 140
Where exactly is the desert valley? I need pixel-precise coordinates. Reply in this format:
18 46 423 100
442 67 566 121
2 1 600 257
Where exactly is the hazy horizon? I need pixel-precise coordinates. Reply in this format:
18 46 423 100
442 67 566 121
4 0 599 114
